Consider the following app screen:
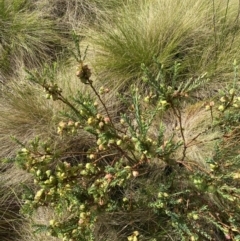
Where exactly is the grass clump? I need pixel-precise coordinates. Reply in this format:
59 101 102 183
0 78 56 158
89 0 240 89
0 184 22 241
33 0 134 31
0 0 65 81
162 102 220 170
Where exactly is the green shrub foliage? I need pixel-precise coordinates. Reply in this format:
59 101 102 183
12 40 240 241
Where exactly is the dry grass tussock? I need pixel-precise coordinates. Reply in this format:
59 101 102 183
0 0 65 81
20 207 61 241
0 175 25 241
161 103 221 170
33 0 133 31
94 209 162 241
88 0 240 89
0 78 57 158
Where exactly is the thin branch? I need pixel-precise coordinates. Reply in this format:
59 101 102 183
170 103 187 162
58 94 82 118
89 82 115 128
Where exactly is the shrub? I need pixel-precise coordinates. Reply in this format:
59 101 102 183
9 39 240 240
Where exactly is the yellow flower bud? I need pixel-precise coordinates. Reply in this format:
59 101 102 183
220 97 226 102
218 105 225 111
205 105 210 110
229 88 235 95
